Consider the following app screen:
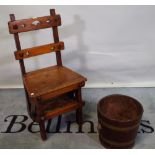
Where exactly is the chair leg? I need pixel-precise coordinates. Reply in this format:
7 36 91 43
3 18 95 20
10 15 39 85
76 107 83 125
39 120 47 141
76 88 83 132
56 115 62 133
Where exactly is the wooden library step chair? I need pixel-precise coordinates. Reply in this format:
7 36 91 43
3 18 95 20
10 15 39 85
8 9 87 140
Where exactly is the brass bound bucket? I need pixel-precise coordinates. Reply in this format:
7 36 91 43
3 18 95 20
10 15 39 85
97 94 143 149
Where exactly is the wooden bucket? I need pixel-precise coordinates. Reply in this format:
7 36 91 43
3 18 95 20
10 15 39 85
97 94 143 149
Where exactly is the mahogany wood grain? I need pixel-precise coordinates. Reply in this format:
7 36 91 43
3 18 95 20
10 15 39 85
24 65 86 98
39 81 85 101
8 9 87 140
9 14 26 74
8 15 61 34
43 96 84 119
50 9 62 66
9 14 32 117
14 41 64 60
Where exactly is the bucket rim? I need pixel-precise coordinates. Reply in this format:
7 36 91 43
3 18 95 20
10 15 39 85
97 94 144 123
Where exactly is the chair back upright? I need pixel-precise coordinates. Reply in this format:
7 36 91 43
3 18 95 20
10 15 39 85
8 9 63 77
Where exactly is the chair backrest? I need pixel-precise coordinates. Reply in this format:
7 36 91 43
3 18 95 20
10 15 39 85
8 9 63 76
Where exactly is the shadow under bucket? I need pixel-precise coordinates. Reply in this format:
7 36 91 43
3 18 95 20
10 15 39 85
97 94 143 149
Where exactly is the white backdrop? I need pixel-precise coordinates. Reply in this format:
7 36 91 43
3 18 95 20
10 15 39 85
0 5 155 88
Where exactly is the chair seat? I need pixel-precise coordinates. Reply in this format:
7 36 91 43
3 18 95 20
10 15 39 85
23 65 87 99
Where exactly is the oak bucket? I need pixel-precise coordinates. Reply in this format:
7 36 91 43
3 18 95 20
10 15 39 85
97 94 143 149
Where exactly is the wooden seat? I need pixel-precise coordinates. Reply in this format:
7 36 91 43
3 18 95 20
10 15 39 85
24 66 86 99
8 9 87 140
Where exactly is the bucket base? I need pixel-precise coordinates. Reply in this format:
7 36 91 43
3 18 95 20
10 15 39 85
99 134 135 149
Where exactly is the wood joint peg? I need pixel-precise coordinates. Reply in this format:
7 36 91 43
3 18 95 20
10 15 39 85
25 51 30 56
51 46 55 51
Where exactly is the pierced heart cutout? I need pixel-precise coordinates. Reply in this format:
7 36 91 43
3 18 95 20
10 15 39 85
32 20 40 26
